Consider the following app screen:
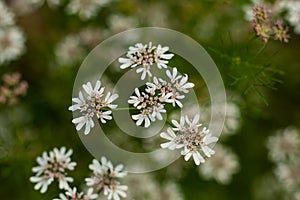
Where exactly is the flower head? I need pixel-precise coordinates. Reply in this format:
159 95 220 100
30 147 77 193
129 67 194 128
0 72 28 106
69 80 118 135
251 4 290 43
198 145 240 184
55 34 85 66
160 114 218 165
66 0 109 20
85 157 128 200
273 19 290 43
0 1 15 27
118 42 174 80
266 127 300 162
0 27 26 65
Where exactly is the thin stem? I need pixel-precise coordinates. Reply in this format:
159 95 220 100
112 107 137 111
254 43 267 59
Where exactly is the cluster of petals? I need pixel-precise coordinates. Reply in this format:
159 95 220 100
128 67 194 128
160 114 218 165
118 42 174 80
30 147 77 193
85 157 128 200
252 4 289 43
0 71 28 106
69 80 118 135
54 187 98 200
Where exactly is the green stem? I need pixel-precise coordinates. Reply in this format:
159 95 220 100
254 43 267 59
113 107 137 111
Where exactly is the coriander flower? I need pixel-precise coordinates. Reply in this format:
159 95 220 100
54 187 98 200
128 86 169 128
160 114 218 165
0 1 15 27
55 34 85 66
69 80 118 135
251 4 290 43
66 0 109 20
266 127 300 162
275 0 300 34
0 72 28 106
275 162 300 191
30 147 76 193
129 67 194 128
85 157 128 200
198 145 240 184
0 27 26 65
118 42 174 80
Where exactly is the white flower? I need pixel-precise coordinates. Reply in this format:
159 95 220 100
182 147 205 166
66 0 109 20
151 104 166 120
160 128 184 150
68 91 86 112
69 80 118 135
30 176 54 194
155 44 174 68
275 0 300 34
266 127 300 162
198 145 240 184
174 74 195 93
118 42 174 80
0 27 26 65
0 1 15 27
166 67 182 83
107 185 128 200
79 27 103 47
128 88 143 107
30 147 76 194
275 162 300 191
160 114 218 165
136 65 152 80
54 187 98 200
85 157 128 200
72 114 95 135
103 92 119 109
107 14 138 33
132 111 152 128
55 34 85 66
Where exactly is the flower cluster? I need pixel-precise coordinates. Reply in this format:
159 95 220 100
276 0 300 34
85 157 128 200
66 0 110 21
264 127 300 197
129 67 194 128
252 4 289 43
30 148 128 200
69 80 118 135
198 144 240 184
0 72 28 106
0 1 26 65
55 28 103 66
118 42 174 80
30 147 77 193
160 114 218 165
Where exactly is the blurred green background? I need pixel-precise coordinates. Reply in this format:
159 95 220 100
0 0 300 199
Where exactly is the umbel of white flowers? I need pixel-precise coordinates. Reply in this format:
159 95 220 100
118 42 174 80
128 67 194 128
30 147 128 200
29 147 77 193
69 80 119 135
160 114 218 165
